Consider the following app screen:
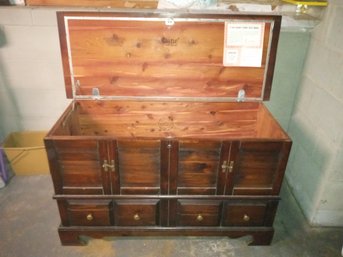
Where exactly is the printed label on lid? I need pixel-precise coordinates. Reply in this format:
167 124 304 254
223 21 265 67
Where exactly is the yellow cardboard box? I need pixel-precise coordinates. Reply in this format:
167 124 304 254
2 131 49 175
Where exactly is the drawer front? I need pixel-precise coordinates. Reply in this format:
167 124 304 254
67 200 113 226
176 200 221 226
222 200 278 227
114 200 160 226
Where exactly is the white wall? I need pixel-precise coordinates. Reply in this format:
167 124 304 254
286 0 343 226
0 7 70 142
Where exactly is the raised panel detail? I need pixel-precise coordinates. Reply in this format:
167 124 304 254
52 139 107 194
117 140 161 194
177 140 222 195
231 141 290 195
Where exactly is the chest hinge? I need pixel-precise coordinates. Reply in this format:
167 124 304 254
237 89 246 102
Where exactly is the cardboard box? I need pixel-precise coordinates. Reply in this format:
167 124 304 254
2 131 49 175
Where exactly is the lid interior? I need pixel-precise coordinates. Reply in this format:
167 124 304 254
57 12 281 102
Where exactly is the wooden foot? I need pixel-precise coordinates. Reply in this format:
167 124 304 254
58 230 88 246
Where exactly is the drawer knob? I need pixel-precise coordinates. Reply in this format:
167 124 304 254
243 214 250 222
133 213 141 221
196 214 204 222
86 214 94 221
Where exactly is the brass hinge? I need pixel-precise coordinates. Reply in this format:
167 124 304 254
102 160 115 172
221 160 234 173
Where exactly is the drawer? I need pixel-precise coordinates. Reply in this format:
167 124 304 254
114 200 160 226
67 200 113 226
176 200 221 226
222 200 278 227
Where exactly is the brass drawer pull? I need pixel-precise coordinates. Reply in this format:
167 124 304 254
86 213 94 221
243 214 250 222
133 213 141 221
196 214 204 222
221 160 234 173
102 160 115 172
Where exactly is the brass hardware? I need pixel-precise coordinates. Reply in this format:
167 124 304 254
102 160 115 172
86 214 93 221
237 89 246 102
196 214 204 222
221 161 228 173
133 213 141 221
243 214 250 222
228 161 234 173
221 160 234 173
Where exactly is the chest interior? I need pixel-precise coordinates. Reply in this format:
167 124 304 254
53 100 287 140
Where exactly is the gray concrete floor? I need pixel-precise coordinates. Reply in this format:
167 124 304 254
0 175 342 257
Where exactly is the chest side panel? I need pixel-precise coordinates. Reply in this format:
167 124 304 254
231 141 291 195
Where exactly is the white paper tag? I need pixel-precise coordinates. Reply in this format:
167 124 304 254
223 21 265 67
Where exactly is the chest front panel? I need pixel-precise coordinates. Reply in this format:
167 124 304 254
49 137 290 198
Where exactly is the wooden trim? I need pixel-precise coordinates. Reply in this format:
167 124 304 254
53 194 281 200
44 139 63 194
272 141 292 195
263 15 282 100
57 199 70 226
26 0 159 8
216 141 230 195
256 103 290 140
45 101 73 137
99 140 111 194
58 226 275 245
57 12 73 98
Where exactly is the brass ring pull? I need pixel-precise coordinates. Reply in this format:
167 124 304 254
133 213 141 221
243 214 250 222
86 213 94 221
196 214 204 222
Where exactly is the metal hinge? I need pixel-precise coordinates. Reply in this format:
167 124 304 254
102 160 115 172
165 18 175 26
237 89 246 102
92 87 101 100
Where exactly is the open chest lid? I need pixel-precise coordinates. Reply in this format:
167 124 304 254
57 11 281 102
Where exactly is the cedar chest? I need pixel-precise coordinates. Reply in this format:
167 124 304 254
45 11 291 246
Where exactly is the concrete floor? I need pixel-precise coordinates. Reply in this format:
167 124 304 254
0 175 342 257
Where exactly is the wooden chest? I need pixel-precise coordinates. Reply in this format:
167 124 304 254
45 11 291 246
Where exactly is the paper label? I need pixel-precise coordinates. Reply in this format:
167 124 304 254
223 22 265 67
